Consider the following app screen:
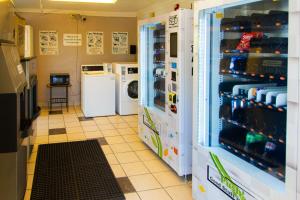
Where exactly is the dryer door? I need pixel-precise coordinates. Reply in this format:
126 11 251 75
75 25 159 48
127 80 138 100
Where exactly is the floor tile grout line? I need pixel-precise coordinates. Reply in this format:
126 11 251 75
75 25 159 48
150 169 185 200
135 188 173 200
130 136 187 200
164 187 177 200
125 172 169 196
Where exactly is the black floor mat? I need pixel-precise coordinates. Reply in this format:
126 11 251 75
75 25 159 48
31 140 125 200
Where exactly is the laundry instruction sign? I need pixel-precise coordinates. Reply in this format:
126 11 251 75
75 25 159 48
39 30 58 55
112 32 128 54
63 34 82 46
87 32 104 55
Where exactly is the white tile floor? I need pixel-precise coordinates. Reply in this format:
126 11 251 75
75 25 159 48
24 106 193 200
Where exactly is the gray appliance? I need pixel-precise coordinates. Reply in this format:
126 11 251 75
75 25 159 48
0 42 28 200
0 0 15 43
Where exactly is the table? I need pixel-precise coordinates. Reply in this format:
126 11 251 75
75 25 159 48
47 84 72 111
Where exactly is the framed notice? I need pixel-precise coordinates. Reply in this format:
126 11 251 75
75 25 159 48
39 31 58 55
87 32 104 55
112 32 128 54
63 34 82 46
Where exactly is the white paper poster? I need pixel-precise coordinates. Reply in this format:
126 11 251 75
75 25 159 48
63 34 82 46
112 32 128 54
39 31 58 55
87 32 104 55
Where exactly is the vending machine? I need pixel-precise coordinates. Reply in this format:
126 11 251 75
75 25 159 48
192 0 300 199
138 9 193 176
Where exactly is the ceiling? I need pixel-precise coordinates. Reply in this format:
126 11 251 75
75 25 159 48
14 0 161 13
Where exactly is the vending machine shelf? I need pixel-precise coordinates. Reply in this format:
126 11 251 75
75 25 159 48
219 140 285 181
221 37 288 55
221 10 288 33
221 26 288 33
221 52 288 58
221 118 285 144
220 92 287 112
220 56 287 77
220 71 287 81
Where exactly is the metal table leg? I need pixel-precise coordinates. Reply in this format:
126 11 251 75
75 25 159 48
66 86 69 112
50 87 52 111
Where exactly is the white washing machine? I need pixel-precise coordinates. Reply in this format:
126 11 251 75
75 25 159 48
112 63 138 115
81 64 115 117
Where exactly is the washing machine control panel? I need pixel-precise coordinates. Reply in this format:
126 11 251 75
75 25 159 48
81 65 104 72
128 67 138 74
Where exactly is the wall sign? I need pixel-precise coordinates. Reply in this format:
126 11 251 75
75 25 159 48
63 34 82 46
112 32 128 54
39 30 58 55
17 64 24 74
169 15 179 28
87 32 104 55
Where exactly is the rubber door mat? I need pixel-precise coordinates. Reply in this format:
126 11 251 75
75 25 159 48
31 140 125 200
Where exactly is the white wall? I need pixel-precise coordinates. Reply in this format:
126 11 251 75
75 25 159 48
137 0 193 19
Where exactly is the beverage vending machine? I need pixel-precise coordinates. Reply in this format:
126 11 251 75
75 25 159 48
192 0 300 199
138 9 193 176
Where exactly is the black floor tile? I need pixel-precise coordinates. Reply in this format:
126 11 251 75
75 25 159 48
117 177 136 194
49 128 67 135
78 117 94 121
49 110 63 115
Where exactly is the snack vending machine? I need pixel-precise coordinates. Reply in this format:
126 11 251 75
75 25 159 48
192 0 300 199
138 9 193 176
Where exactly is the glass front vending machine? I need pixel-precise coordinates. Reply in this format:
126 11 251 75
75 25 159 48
138 9 193 176
192 0 300 199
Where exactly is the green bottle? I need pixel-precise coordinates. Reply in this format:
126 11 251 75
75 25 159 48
245 132 267 146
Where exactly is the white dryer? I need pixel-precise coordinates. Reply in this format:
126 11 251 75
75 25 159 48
112 63 138 115
81 64 115 117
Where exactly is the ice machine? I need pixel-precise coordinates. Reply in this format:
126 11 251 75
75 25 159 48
0 42 29 200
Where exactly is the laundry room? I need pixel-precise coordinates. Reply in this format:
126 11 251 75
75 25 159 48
0 0 297 200
18 12 137 106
